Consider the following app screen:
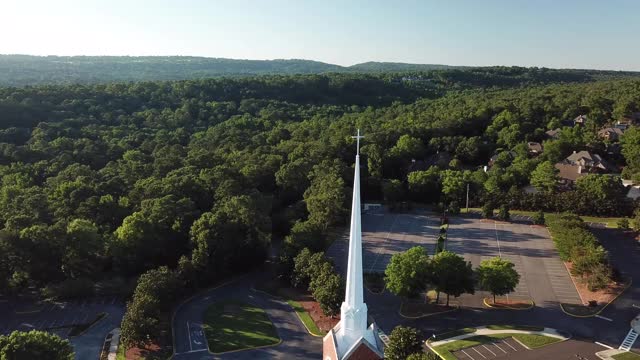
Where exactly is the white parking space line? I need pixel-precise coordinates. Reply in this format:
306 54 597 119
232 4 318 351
493 342 507 353
633 304 640 309
461 349 475 360
596 315 613 322
502 340 518 351
472 347 486 358
186 321 193 351
482 345 496 356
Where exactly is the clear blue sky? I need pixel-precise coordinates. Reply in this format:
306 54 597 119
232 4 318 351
2 0 639 70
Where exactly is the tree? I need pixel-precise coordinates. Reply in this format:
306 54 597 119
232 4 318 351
292 249 327 289
384 247 429 298
533 210 545 225
497 204 510 221
310 263 344 317
481 202 494 218
429 251 475 306
384 326 423 360
476 257 520 304
530 161 558 193
382 179 405 206
621 127 640 182
304 160 347 227
121 266 182 348
0 330 74 360
407 167 441 203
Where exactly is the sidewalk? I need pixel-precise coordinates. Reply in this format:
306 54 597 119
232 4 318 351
430 326 568 347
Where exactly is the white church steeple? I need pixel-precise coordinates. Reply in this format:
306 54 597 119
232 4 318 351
323 129 384 360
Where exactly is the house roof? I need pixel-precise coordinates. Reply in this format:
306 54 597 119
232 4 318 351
545 128 561 138
564 150 614 172
527 142 543 152
598 127 624 137
554 163 586 182
574 115 587 123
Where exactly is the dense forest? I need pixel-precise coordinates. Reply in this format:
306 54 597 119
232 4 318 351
2 55 640 87
0 71 640 305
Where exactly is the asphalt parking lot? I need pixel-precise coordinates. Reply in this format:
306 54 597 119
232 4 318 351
452 337 525 359
0 296 122 338
327 209 582 307
326 209 440 274
447 215 582 306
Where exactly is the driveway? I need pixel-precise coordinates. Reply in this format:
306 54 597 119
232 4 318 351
172 274 321 360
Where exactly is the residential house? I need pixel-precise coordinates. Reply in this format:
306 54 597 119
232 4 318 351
554 150 614 187
598 127 624 141
564 150 614 172
545 128 561 139
573 115 587 126
488 151 517 168
527 142 543 155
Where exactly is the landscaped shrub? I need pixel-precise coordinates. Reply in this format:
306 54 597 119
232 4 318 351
617 218 629 230
497 205 510 221
533 210 545 225
547 214 612 290
482 202 494 218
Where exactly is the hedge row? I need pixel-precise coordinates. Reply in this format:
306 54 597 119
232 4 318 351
547 214 611 291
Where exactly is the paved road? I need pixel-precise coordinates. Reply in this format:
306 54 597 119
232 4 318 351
172 274 320 360
71 305 124 360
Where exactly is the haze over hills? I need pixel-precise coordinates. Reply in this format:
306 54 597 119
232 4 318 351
2 55 640 88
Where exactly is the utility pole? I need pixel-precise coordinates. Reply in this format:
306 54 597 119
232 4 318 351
466 183 470 213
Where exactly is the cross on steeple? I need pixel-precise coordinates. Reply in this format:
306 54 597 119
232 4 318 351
351 129 364 155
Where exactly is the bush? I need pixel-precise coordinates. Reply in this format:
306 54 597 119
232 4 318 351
497 205 510 221
533 210 545 225
617 218 630 230
385 326 423 360
547 214 612 291
481 202 494 218
447 201 461 215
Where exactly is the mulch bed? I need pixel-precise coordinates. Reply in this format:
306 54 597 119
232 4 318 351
565 262 628 306
279 288 339 332
485 297 533 309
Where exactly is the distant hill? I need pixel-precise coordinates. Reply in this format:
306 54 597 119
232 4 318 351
348 61 464 72
1 55 639 87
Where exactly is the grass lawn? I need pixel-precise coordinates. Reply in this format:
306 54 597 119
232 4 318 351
116 345 125 360
613 351 640 360
461 208 625 228
286 299 324 336
434 333 561 360
202 301 280 353
430 327 476 341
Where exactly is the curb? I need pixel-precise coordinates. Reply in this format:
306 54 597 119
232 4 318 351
68 312 108 338
250 287 325 337
560 277 632 318
398 302 459 319
482 297 534 310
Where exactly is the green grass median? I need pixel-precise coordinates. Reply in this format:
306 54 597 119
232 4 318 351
203 301 280 353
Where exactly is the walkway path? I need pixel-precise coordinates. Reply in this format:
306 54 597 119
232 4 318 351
429 326 568 347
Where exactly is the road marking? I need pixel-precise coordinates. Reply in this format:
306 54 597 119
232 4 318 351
502 340 518 351
595 315 613 322
493 342 507 353
633 304 640 309
175 349 209 355
620 329 638 351
186 321 193 351
472 347 486 358
595 342 613 349
461 349 475 360
482 345 496 356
